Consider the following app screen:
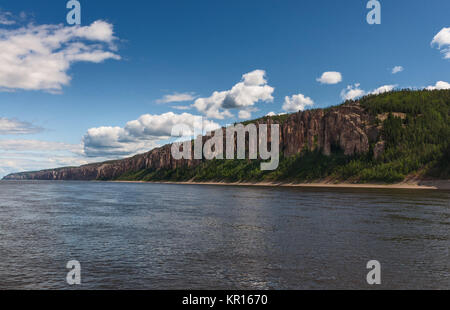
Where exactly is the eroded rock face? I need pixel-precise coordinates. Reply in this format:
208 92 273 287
281 109 324 156
373 141 386 160
3 103 380 181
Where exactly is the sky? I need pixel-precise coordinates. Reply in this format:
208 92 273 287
0 0 449 177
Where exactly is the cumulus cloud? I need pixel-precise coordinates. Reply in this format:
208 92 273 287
426 81 450 90
392 66 404 74
0 20 120 93
237 107 259 120
316 71 342 84
156 92 196 104
370 84 397 95
431 27 450 59
83 112 220 157
238 110 252 119
83 126 158 157
341 83 365 101
193 70 274 119
0 118 43 135
282 93 314 112
432 27 450 47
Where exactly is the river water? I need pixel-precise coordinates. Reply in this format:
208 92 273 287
0 181 448 289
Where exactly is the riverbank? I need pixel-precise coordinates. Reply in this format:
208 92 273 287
112 179 450 190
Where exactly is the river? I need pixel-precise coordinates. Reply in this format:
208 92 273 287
0 181 448 289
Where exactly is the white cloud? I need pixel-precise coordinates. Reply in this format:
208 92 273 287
370 84 397 95
266 111 287 117
282 93 314 112
0 20 120 93
431 27 450 59
124 113 220 138
0 118 43 135
0 154 92 178
392 66 404 74
238 110 252 119
426 81 450 90
341 83 396 100
316 71 342 84
83 126 158 157
156 92 196 104
0 139 81 153
83 112 220 157
432 27 450 47
171 105 192 110
0 139 88 178
0 10 15 25
341 83 365 101
193 70 274 119
237 107 259 120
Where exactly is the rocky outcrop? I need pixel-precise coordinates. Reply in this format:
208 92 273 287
3 102 380 181
373 141 386 160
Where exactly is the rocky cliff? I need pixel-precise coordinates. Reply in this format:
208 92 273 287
3 102 380 181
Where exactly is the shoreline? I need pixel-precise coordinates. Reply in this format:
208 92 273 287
111 180 450 190
3 179 448 190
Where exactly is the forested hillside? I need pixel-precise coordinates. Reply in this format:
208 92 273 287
118 89 450 184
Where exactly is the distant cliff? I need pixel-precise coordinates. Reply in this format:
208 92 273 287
3 103 377 180
4 90 450 183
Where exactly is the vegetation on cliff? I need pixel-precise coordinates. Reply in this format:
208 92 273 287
117 89 450 184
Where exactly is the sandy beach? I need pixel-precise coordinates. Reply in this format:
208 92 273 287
112 179 450 190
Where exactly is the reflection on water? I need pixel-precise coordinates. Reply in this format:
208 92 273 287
0 181 448 289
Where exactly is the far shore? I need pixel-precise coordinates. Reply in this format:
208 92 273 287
111 179 450 190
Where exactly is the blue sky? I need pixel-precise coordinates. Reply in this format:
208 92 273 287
0 0 449 176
